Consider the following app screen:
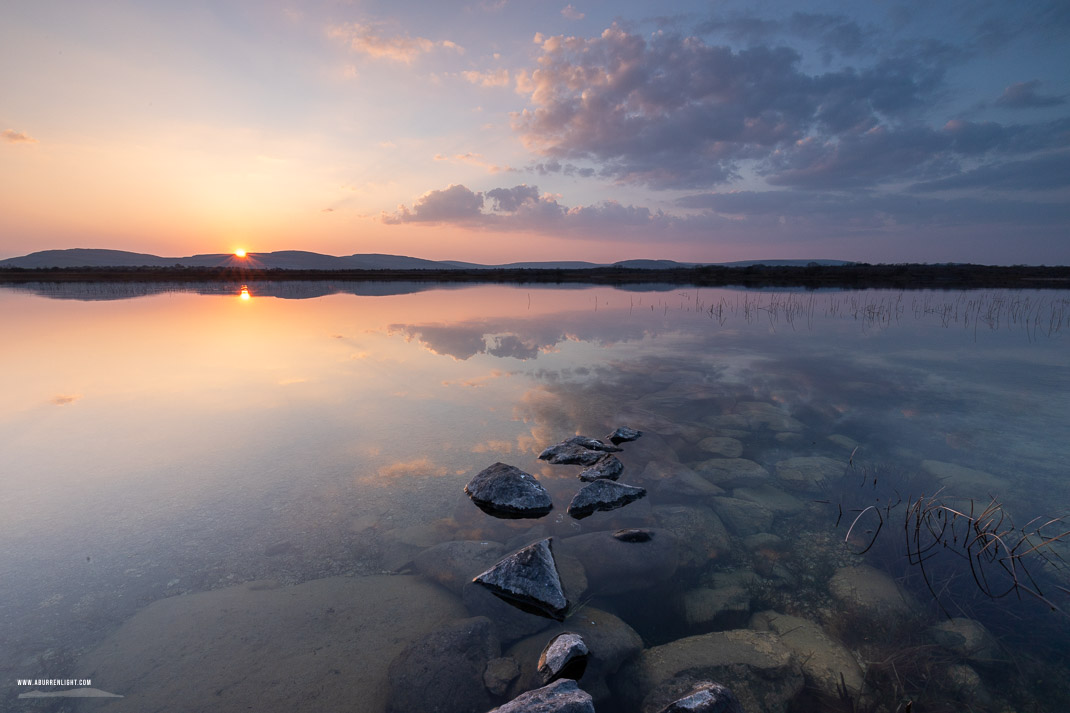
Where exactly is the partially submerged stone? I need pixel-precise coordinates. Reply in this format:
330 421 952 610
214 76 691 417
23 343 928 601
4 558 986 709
414 540 505 595
577 455 624 482
567 480 647 520
465 462 553 519
489 678 594 713
538 632 589 684
606 426 643 445
474 538 570 621
658 681 744 713
540 436 621 465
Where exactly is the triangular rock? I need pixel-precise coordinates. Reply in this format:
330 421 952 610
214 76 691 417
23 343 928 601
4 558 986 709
473 539 569 621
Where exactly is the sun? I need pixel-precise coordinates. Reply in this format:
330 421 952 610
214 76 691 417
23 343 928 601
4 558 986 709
234 249 247 258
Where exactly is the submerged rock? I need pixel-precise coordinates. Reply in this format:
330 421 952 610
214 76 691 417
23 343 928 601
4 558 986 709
473 538 570 621
414 540 506 595
577 455 624 482
567 480 647 519
828 565 915 618
556 529 677 595
652 505 730 568
615 629 803 713
774 456 847 492
657 681 744 713
538 632 589 684
484 657 521 697
693 458 770 488
489 678 594 713
750 610 864 700
606 426 643 445
465 462 553 519
697 436 744 458
386 616 499 713
928 617 999 661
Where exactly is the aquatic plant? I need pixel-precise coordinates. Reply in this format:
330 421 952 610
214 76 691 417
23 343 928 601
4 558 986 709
831 461 1070 619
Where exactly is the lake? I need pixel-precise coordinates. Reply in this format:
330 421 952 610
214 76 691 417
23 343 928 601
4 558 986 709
2 281 1069 712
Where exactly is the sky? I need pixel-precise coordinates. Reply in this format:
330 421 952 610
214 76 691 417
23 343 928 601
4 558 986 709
1 0 1068 264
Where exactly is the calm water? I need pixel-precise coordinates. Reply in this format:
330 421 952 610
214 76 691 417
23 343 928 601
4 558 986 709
2 282 1069 712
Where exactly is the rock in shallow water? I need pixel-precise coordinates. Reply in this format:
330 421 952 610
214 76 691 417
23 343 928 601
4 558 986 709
538 632 589 684
614 629 803 713
657 681 744 713
489 678 594 713
606 426 643 445
567 480 647 519
540 436 621 465
556 529 677 595
507 607 643 702
465 462 553 519
474 538 570 621
414 540 506 595
577 455 624 482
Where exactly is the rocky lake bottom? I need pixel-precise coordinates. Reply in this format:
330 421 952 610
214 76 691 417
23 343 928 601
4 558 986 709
2 285 1069 713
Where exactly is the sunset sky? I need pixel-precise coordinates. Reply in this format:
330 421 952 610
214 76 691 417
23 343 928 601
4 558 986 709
2 0 1068 264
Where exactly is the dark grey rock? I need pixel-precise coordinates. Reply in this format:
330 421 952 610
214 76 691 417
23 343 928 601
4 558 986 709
474 538 569 621
567 480 647 520
613 529 652 542
658 681 744 713
577 455 624 482
606 426 643 444
465 463 553 519
538 632 589 684
386 616 499 713
489 679 594 713
414 540 506 595
507 607 642 702
556 529 678 595
540 436 621 465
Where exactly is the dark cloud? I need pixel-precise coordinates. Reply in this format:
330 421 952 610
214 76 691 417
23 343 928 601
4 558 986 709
486 184 540 211
382 182 672 234
677 190 1070 229
910 153 1070 192
995 81 1066 109
512 26 956 190
381 184 485 224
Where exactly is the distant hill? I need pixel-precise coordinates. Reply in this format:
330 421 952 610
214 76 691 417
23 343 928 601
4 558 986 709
0 248 852 271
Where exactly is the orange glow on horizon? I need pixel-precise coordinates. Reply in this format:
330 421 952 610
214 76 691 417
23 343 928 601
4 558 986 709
234 249 247 258
239 286 251 301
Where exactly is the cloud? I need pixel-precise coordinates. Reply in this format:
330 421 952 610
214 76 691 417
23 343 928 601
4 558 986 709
382 182 681 234
910 153 1070 192
327 22 461 63
434 152 513 173
561 5 584 21
461 68 510 87
511 25 954 189
382 184 485 223
486 184 540 211
995 80 1066 109
3 129 37 144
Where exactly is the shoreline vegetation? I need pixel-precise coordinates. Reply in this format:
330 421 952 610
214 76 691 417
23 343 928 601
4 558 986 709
1 263 1069 289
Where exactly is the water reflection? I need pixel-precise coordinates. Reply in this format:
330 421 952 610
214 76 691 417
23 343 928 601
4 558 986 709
0 284 1068 711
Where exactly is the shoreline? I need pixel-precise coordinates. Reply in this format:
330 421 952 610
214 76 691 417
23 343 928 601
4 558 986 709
1 263 1069 290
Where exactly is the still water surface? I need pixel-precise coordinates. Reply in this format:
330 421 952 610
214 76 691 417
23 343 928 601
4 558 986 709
1 282 1069 712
